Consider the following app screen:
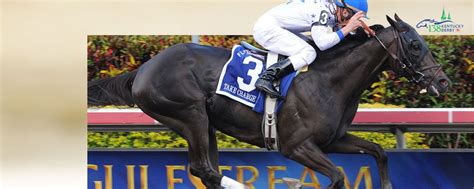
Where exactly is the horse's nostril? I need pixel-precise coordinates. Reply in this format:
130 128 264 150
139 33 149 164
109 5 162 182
438 79 448 87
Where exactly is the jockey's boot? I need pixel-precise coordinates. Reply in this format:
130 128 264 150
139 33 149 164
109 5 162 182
255 58 295 99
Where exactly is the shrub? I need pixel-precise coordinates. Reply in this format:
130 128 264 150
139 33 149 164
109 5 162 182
199 35 260 49
88 131 258 149
88 35 191 80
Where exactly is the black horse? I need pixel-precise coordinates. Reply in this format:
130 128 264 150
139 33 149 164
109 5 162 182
88 15 450 189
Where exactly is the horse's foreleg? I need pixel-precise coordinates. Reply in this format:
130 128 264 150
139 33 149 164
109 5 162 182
322 133 393 189
282 139 345 189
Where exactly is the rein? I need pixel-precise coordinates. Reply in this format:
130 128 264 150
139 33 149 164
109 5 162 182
360 21 442 94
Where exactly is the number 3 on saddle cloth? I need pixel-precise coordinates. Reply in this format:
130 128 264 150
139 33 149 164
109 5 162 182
216 43 298 114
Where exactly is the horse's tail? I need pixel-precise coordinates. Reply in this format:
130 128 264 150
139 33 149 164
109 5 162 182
88 70 138 107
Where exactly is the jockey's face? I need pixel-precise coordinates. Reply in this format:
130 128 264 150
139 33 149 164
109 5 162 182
336 7 355 26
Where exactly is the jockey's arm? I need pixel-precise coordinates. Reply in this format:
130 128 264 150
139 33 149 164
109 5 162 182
310 11 366 51
305 3 345 51
311 25 344 51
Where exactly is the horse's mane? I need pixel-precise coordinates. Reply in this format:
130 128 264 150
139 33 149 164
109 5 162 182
307 24 386 61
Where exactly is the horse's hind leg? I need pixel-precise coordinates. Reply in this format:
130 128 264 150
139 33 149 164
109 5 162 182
185 121 223 188
189 123 243 189
322 133 393 189
179 113 227 188
282 139 345 189
208 126 219 171
145 108 224 188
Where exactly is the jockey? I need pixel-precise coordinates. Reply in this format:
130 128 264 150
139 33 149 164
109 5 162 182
253 0 368 99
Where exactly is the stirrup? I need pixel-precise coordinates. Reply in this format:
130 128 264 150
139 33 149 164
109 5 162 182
261 51 280 151
262 91 279 150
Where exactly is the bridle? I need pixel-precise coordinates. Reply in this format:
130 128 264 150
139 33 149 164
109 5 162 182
361 22 443 92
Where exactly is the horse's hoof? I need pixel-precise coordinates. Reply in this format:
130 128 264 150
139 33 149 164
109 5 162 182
383 182 393 189
220 176 245 189
283 177 302 189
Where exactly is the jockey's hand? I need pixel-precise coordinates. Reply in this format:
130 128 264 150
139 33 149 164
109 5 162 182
341 11 366 36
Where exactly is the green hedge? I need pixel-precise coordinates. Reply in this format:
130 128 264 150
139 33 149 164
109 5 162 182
88 36 191 80
88 131 429 149
88 131 259 149
87 131 429 149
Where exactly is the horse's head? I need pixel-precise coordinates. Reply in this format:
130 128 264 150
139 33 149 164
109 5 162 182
385 14 450 96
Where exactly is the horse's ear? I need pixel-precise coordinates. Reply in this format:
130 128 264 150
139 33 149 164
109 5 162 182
387 15 403 31
394 14 403 22
386 15 397 27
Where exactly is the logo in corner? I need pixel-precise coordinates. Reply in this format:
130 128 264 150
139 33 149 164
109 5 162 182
416 7 464 33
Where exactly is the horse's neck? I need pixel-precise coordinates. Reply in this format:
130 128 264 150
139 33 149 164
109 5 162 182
324 28 396 100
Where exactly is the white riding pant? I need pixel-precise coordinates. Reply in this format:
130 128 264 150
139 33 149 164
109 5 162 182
253 19 316 70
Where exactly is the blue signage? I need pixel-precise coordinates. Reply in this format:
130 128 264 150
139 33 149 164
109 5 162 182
88 150 474 189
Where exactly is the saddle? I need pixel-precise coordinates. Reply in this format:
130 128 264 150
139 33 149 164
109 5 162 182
240 41 269 55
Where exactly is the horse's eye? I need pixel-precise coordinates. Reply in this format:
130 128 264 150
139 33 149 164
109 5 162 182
413 45 420 50
411 41 421 51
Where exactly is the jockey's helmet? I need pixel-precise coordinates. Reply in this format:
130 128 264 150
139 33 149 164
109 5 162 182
335 0 368 13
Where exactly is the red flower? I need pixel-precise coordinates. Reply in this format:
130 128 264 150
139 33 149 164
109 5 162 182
106 48 113 56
